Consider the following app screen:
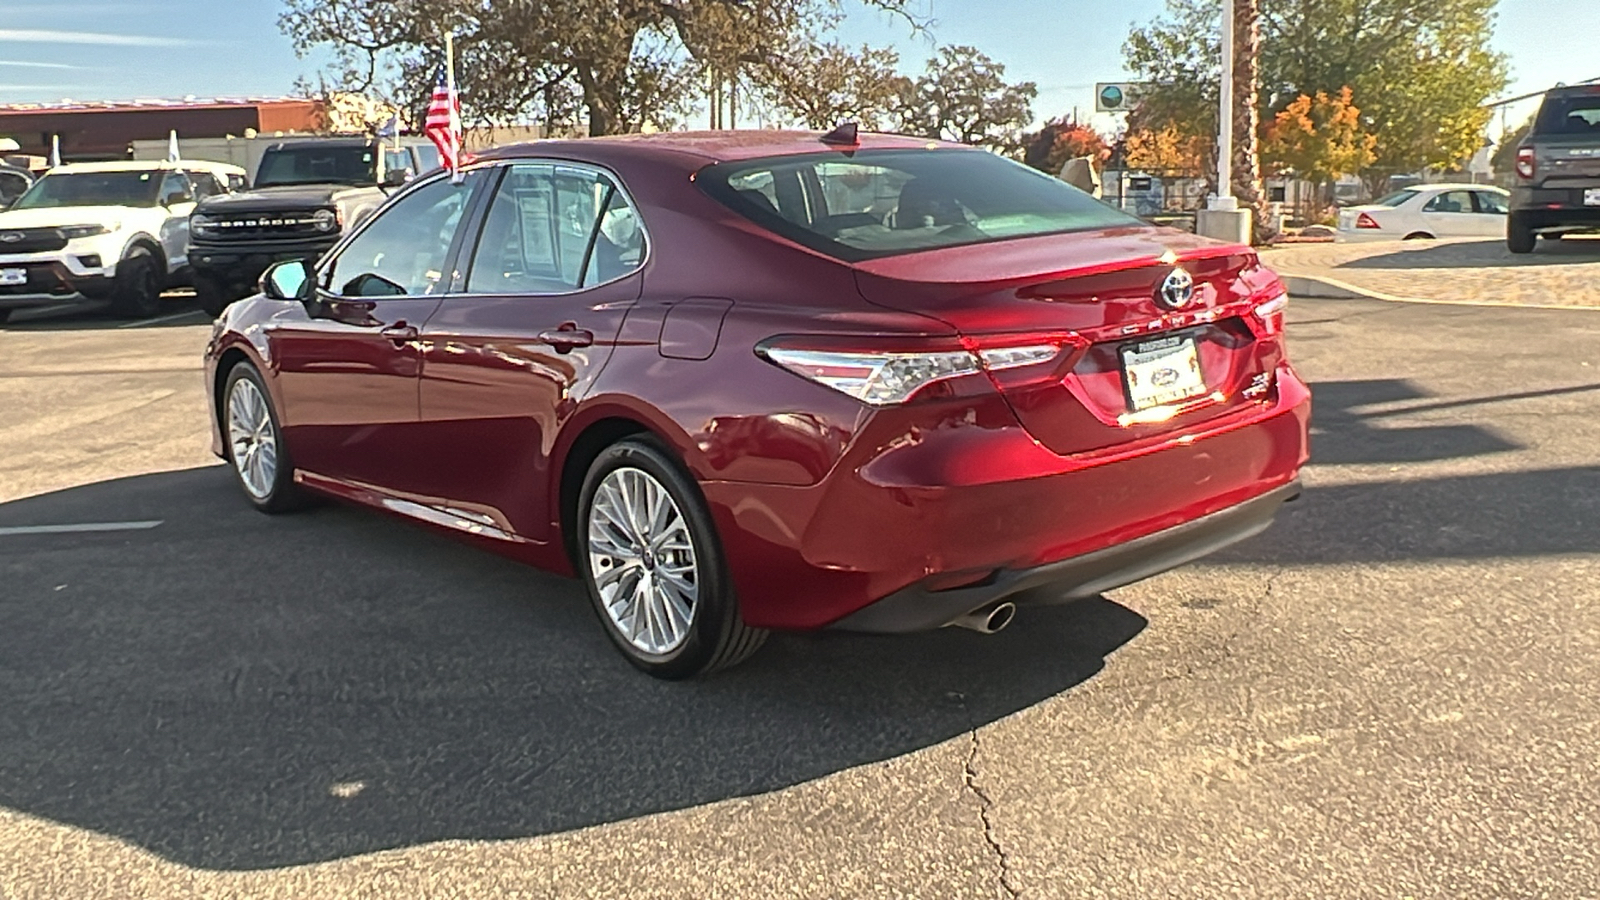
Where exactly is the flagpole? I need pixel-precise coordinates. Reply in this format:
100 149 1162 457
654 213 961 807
446 32 462 184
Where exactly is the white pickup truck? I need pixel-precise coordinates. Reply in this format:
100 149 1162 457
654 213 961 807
0 159 246 322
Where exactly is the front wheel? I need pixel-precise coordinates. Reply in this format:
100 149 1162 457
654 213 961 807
108 247 164 318
1507 213 1536 254
577 438 767 678
194 271 244 318
222 362 312 513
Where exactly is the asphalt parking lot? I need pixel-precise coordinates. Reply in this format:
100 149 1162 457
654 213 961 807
2 295 1599 898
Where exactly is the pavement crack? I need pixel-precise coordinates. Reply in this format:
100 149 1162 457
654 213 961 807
963 726 1021 899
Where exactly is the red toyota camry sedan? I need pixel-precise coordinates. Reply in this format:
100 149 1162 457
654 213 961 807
204 131 1310 678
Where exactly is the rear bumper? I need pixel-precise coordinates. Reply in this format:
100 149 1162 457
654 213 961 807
1511 187 1600 228
703 363 1312 631
833 479 1300 632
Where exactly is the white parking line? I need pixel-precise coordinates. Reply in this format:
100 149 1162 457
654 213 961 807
118 311 209 329
0 520 164 536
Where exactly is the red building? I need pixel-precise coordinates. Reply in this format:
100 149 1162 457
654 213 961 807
0 98 327 162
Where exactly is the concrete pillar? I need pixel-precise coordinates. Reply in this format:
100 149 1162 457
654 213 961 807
1197 207 1253 244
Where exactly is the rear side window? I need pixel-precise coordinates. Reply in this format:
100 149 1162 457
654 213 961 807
700 149 1140 262
465 163 645 294
1535 93 1600 135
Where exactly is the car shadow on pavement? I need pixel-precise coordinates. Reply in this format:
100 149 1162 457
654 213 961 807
1309 379 1526 465
0 291 210 332
1336 237 1600 270
0 467 1147 871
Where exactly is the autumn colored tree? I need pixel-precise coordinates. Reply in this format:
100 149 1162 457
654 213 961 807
1021 118 1110 174
1122 123 1211 173
1263 87 1377 189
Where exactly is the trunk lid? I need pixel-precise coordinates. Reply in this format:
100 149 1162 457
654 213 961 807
853 226 1286 457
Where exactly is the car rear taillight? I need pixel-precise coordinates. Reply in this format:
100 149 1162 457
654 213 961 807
1251 290 1289 337
1356 212 1381 229
1516 146 1536 180
758 335 1078 406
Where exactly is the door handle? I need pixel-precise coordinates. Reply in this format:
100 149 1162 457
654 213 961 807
538 327 595 353
381 322 419 345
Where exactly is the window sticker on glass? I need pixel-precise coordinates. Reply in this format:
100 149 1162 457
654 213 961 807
517 189 557 271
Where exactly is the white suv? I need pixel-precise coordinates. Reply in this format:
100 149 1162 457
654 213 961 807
0 159 246 322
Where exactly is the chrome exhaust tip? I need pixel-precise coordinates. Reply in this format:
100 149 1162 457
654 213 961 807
947 601 1016 635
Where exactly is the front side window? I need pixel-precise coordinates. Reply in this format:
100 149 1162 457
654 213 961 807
466 164 645 294
158 171 193 205
324 171 482 297
700 149 1141 262
11 170 162 210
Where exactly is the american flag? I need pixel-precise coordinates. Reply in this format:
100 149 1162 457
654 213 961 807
425 66 462 174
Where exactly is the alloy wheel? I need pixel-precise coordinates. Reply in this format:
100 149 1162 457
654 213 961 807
586 466 699 655
227 377 279 500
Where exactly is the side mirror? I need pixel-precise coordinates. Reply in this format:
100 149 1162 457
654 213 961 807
261 258 316 302
163 191 193 207
380 169 410 188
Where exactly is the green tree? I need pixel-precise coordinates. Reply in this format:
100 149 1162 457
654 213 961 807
1124 0 1508 185
1490 114 1533 178
279 0 924 136
894 45 1037 152
763 43 909 131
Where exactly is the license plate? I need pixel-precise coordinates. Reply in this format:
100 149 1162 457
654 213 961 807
1585 188 1600 207
0 268 25 286
1122 335 1207 411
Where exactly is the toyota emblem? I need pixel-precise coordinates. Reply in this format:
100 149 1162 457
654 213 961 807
1156 267 1195 310
0 232 22 244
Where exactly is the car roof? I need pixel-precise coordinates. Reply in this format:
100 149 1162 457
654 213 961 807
478 130 974 165
49 159 246 175
1410 183 1507 193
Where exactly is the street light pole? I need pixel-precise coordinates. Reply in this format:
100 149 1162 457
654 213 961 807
1198 0 1252 242
1213 0 1236 211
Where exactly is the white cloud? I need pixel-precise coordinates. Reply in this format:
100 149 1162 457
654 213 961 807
0 61 80 69
0 29 191 47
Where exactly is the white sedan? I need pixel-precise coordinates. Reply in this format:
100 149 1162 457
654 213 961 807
1336 184 1510 242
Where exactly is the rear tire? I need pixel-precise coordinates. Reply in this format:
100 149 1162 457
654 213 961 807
108 246 163 318
1507 214 1536 254
577 437 767 678
221 362 313 514
194 271 242 318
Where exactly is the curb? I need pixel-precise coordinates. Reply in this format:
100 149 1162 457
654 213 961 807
1281 273 1600 312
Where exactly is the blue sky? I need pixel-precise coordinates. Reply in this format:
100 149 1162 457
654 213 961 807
0 0 1591 136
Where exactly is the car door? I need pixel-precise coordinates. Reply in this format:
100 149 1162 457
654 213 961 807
416 161 646 541
269 170 488 495
1470 189 1511 237
1419 190 1478 238
156 170 197 272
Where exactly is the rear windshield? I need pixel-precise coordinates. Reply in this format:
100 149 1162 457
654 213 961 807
1372 189 1419 207
256 146 377 187
698 148 1140 262
11 170 161 209
1535 93 1600 136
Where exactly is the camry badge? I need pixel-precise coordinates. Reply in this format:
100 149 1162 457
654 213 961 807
0 232 22 243
1156 267 1195 310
